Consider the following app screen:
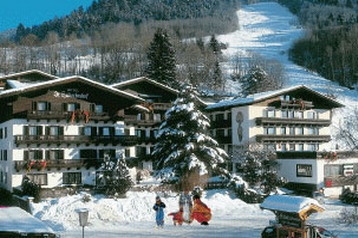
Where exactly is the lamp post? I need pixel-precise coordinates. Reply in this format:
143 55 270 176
77 208 89 238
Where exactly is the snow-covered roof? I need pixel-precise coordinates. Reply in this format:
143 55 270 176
0 207 57 234
260 194 325 220
0 69 57 81
5 80 29 89
0 75 145 102
111 76 179 95
206 85 344 110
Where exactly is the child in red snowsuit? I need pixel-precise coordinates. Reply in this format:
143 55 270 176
190 194 212 225
167 208 184 225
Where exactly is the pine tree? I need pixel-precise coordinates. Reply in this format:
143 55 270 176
99 155 133 197
145 28 178 89
152 84 228 189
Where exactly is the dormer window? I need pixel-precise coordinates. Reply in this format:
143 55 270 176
33 101 51 111
64 102 80 112
95 104 103 113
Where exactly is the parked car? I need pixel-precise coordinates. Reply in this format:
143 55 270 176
261 225 337 238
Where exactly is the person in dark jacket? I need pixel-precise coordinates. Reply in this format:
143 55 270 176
153 195 166 228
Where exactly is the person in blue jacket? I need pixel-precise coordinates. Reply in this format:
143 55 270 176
153 195 166 228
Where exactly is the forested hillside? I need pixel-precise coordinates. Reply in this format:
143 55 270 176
0 0 242 92
11 0 241 42
279 0 358 89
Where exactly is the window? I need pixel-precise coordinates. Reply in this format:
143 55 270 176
99 127 113 136
296 127 303 135
289 144 295 151
63 172 82 185
135 129 146 138
95 104 103 113
297 144 304 151
280 127 286 135
135 146 147 157
267 110 275 118
297 164 312 177
286 111 293 119
125 148 130 157
2 150 7 161
46 126 64 136
289 127 295 135
216 129 225 137
24 150 43 161
37 101 50 111
294 111 303 118
307 127 318 135
307 111 316 119
24 126 42 136
80 149 97 159
65 102 80 112
324 164 343 177
307 144 317 151
26 174 48 185
99 149 115 159
281 110 288 118
266 127 276 135
215 113 224 122
46 150 64 160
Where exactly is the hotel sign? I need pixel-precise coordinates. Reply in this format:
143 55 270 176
277 212 303 228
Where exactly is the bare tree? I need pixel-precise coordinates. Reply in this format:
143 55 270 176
333 106 358 151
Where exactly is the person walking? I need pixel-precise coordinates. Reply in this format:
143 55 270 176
153 195 166 228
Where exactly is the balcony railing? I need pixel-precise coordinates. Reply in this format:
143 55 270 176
255 134 331 142
324 176 358 187
255 117 330 126
14 135 138 146
20 110 111 122
124 115 162 126
14 158 104 172
280 99 314 109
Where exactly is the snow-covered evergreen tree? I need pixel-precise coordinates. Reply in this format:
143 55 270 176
152 84 228 189
236 143 285 194
239 64 282 97
99 154 133 197
145 28 178 89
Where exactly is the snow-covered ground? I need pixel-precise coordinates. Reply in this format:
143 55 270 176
26 2 358 237
30 185 358 237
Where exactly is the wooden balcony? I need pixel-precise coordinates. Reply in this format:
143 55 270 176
21 110 111 122
255 117 330 126
280 99 314 109
124 115 162 126
152 103 172 111
14 135 138 146
255 134 331 143
14 158 104 172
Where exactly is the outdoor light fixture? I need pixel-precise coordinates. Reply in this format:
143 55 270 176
77 208 89 238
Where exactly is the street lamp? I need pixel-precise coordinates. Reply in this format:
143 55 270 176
76 208 89 238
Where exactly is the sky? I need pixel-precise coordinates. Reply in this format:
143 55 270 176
0 0 94 32
4 2 358 237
